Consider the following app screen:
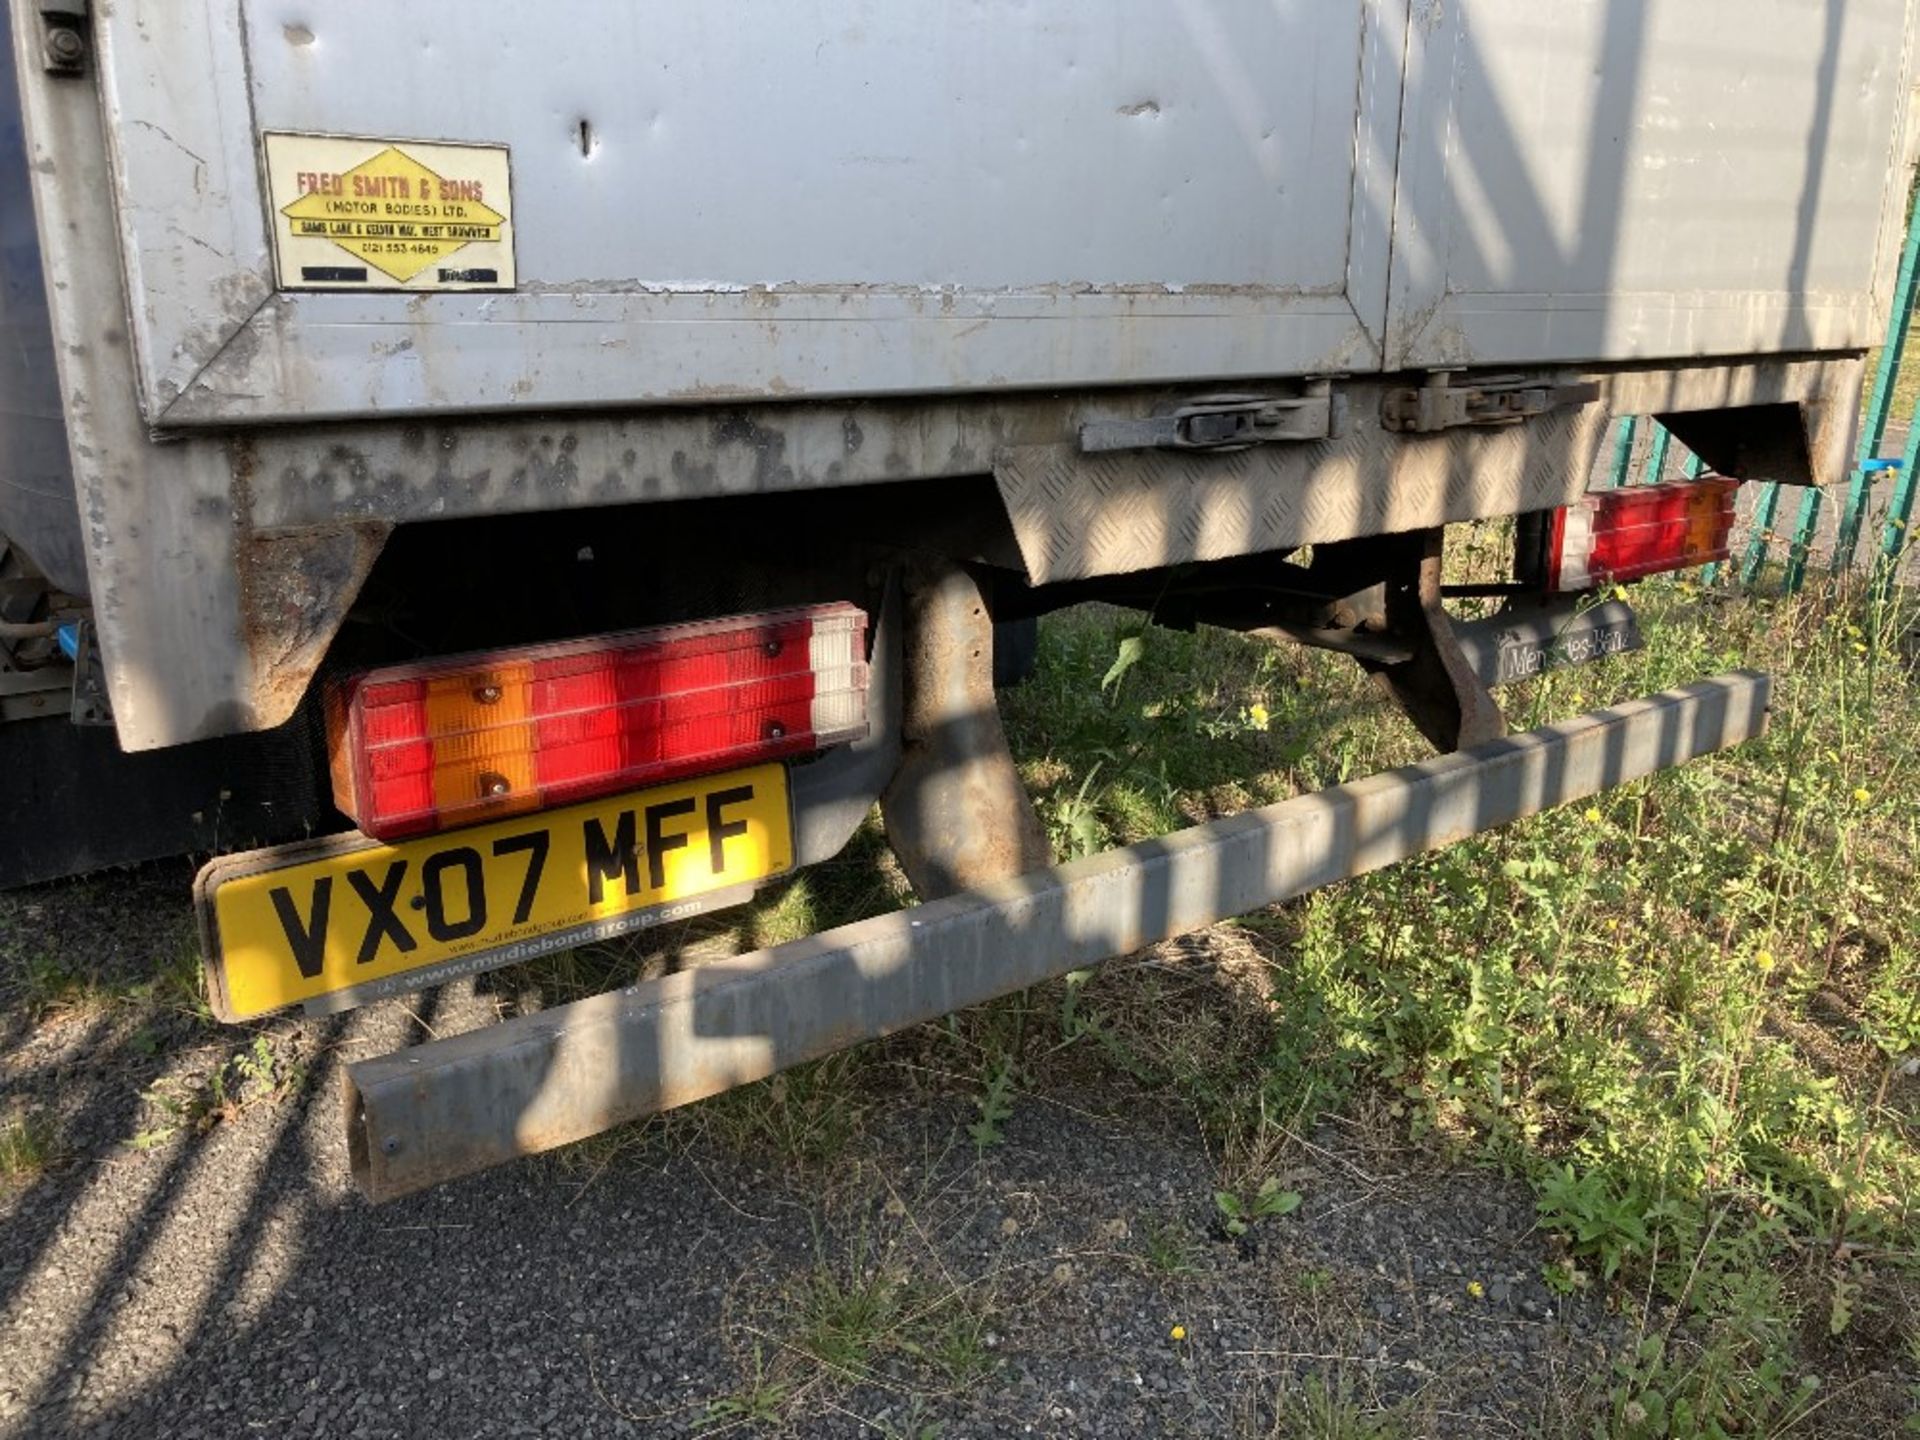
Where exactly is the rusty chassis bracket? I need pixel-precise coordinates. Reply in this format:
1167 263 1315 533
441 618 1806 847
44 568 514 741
879 555 1051 899
995 528 1507 753
1237 528 1507 752
1206 529 1507 750
1351 528 1508 753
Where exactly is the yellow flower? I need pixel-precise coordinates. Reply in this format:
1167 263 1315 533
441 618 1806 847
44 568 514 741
1583 807 1603 824
1853 787 1871 805
1169 1324 1187 1342
1755 949 1776 974
1466 1280 1485 1299
1248 703 1271 729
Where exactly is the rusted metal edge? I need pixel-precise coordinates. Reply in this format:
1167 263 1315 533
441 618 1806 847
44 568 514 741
879 556 1049 900
346 670 1771 1202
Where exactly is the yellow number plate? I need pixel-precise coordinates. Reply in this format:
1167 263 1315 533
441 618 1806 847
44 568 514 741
195 764 792 1022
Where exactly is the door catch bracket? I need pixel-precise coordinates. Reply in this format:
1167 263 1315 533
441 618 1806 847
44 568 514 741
1080 382 1346 454
1382 371 1600 434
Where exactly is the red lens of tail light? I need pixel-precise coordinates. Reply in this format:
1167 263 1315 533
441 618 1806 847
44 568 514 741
326 604 869 840
1547 476 1739 592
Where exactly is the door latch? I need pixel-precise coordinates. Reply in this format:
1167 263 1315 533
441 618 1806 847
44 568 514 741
1079 382 1346 454
1381 372 1601 434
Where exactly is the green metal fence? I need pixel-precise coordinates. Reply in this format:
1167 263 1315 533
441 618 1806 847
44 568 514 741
1593 214 1920 593
1733 213 1920 593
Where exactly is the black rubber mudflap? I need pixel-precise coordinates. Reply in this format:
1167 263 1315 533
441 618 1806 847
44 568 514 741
0 709 334 889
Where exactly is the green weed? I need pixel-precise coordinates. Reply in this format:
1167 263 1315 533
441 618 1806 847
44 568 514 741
1140 1216 1200 1277
0 1107 58 1187
134 1033 307 1146
1606 1319 1821 1440
1262 1372 1401 1440
1214 1177 1302 1238
1292 1265 1334 1299
966 1055 1017 1155
780 1224 1000 1397
793 1259 903 1378
1534 1164 1658 1282
697 1344 792 1431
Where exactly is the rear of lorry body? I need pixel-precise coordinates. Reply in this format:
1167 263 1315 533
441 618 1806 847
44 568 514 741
2 1 1914 1196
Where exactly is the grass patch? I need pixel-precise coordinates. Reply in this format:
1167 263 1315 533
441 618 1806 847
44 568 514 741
696 1344 792 1431
1139 1214 1201 1277
1259 1372 1402 1440
701 1206 1004 1432
0 1106 59 1188
999 566 1920 1435
782 1227 997 1392
685 1049 871 1166
1003 606 1396 858
2 916 211 1029
482 541 1919 1433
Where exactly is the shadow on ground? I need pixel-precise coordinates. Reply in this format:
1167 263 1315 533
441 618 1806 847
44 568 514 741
0 860 1635 1440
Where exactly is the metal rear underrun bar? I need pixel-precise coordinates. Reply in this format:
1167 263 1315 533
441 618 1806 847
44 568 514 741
347 671 1771 1202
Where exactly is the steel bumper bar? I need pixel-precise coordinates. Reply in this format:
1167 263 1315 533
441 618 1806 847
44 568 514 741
348 670 1770 1201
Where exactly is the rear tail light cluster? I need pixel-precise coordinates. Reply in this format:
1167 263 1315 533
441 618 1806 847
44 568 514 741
327 603 869 840
1546 476 1739 592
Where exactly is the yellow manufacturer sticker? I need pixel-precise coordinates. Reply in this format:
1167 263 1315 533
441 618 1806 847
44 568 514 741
262 132 514 290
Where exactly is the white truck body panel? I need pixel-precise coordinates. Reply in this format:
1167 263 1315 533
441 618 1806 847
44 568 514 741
1388 0 1916 366
2 0 1915 751
72 0 1916 425
101 0 1406 423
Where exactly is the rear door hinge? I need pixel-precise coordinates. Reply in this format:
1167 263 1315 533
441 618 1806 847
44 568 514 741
1381 372 1600 434
1079 382 1347 454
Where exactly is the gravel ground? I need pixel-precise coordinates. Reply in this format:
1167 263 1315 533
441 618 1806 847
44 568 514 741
0 863 1696 1439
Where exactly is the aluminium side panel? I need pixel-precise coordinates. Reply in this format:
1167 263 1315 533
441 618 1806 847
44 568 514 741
85 0 1406 426
0 13 85 594
1386 0 1920 369
8 0 272 749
